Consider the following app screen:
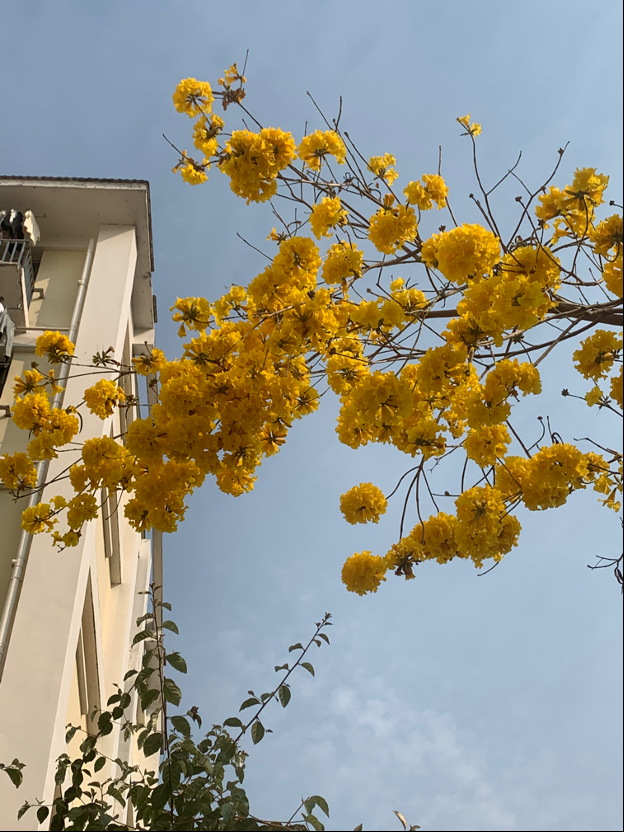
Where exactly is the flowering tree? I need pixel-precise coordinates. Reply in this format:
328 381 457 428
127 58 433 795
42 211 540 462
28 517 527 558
1 62 622 598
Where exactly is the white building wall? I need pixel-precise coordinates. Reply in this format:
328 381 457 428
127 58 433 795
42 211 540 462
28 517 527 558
0 188 157 830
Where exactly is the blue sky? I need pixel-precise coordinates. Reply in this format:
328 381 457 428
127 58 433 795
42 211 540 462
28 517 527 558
1 2 622 829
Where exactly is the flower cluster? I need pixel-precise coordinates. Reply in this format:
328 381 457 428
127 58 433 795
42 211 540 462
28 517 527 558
4 81 620 597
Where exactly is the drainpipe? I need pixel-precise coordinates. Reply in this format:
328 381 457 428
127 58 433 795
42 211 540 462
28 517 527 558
152 530 163 628
0 238 96 680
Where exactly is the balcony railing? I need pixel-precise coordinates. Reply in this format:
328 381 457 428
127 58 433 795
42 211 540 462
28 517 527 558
0 239 35 305
0 239 35 328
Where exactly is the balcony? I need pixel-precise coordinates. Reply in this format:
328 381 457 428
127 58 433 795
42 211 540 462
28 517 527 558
0 239 35 329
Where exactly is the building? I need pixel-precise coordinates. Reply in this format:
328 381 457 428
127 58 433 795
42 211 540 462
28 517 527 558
0 177 161 829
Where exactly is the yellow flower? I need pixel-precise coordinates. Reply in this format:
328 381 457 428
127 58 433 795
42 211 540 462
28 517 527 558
603 254 623 297
405 174 449 210
84 379 125 419
464 424 511 466
309 197 348 240
219 128 296 203
535 187 567 223
172 77 214 117
589 214 622 257
35 331 75 364
404 181 431 210
420 513 460 564
0 452 38 492
584 386 603 407
297 130 346 170
611 366 623 409
368 204 418 255
573 329 622 381
566 167 609 211
457 114 482 136
455 486 520 566
11 392 50 432
340 482 387 525
322 241 363 284
133 348 168 376
67 493 99 530
368 154 398 185
21 503 57 534
192 114 224 154
341 551 387 595
13 369 46 396
170 297 212 337
434 224 500 283
422 174 448 208
179 160 209 186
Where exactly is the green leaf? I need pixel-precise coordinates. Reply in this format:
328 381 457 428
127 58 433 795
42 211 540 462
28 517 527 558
37 806 50 824
278 685 292 708
318 632 330 644
94 756 106 773
260 692 272 702
123 669 138 681
161 620 179 634
132 629 153 646
97 712 112 731
288 642 304 652
107 693 121 706
250 721 265 744
163 677 182 707
221 802 236 824
301 661 315 677
165 651 187 673
17 802 31 820
170 715 191 737
353 825 363 831
307 795 330 818
2 766 23 788
140 688 160 711
239 697 260 711
65 725 79 744
303 812 325 832
143 732 163 757
136 612 154 626
223 717 243 729
106 785 126 808
274 663 289 672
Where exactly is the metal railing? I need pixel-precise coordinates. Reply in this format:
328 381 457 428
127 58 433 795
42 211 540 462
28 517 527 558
0 238 35 305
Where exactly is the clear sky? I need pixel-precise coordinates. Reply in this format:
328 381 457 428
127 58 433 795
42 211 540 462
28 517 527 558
1 2 622 830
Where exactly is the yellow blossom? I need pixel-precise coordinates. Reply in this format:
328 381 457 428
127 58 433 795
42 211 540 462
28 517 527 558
133 348 168 376
573 329 622 381
464 424 511 466
297 130 346 170
340 482 387 524
341 551 387 595
309 197 348 239
368 204 418 255
0 452 38 492
322 241 363 284
433 224 500 283
172 78 214 117
368 154 398 185
35 331 75 364
84 379 125 419
589 214 622 257
21 503 57 534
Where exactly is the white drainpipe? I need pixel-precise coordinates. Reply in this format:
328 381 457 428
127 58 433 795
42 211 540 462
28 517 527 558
0 238 96 679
